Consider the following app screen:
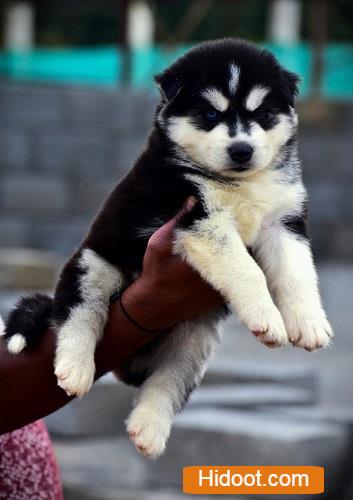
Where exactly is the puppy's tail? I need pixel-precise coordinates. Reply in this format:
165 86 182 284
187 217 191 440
4 294 53 353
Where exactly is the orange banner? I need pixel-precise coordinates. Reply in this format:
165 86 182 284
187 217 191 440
183 466 324 495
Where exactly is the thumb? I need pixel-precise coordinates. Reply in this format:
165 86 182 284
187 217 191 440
149 196 197 253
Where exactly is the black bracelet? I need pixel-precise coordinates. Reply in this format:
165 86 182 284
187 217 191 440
110 289 160 335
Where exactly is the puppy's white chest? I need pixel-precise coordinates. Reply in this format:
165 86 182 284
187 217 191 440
206 185 271 244
196 173 304 245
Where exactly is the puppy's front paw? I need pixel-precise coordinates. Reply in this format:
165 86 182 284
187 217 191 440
54 352 95 397
126 406 171 459
282 307 333 351
239 301 288 348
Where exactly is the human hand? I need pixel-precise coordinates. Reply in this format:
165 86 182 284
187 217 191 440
122 197 223 331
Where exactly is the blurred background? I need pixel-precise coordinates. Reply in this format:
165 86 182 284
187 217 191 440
0 1 352 499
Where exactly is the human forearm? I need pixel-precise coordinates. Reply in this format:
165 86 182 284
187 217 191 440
0 296 160 435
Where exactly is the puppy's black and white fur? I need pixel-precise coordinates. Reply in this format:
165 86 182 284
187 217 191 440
4 39 333 458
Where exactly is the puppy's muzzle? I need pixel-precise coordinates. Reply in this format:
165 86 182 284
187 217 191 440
228 142 254 171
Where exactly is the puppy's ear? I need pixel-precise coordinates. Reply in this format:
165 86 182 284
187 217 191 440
281 69 300 105
154 70 184 103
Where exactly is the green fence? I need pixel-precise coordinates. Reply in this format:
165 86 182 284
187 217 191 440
0 43 352 99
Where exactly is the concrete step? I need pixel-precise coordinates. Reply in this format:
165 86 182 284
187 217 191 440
204 359 317 391
63 485 243 500
267 405 353 430
54 436 146 492
343 480 353 500
46 375 135 437
54 435 247 500
189 383 315 409
0 247 59 289
144 407 351 500
46 374 316 438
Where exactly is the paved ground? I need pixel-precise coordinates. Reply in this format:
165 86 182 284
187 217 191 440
218 263 353 408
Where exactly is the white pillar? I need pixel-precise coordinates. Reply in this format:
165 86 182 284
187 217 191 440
4 1 35 51
127 0 155 49
268 0 302 45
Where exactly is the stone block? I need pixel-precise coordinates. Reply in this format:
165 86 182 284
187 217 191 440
308 222 352 261
93 130 147 176
145 408 351 500
54 435 147 491
344 480 353 500
28 216 89 256
0 130 29 168
63 486 232 500
36 132 110 171
308 184 352 220
55 434 244 500
0 216 29 248
2 175 70 213
46 375 135 437
74 181 113 214
189 384 315 409
317 222 353 261
269 405 353 431
63 88 123 128
0 248 59 289
0 82 67 128
204 359 317 391
62 88 155 132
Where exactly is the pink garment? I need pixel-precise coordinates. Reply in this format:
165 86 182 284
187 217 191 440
0 420 63 500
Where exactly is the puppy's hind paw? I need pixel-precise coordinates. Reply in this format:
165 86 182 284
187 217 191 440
126 406 171 459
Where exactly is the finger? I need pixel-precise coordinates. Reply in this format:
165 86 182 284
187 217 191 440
149 196 197 253
175 196 197 223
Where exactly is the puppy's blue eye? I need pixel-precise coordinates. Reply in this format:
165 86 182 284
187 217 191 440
205 110 220 121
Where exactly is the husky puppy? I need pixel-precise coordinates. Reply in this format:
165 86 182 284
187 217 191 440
4 39 332 458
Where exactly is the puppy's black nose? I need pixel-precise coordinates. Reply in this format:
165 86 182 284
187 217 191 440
228 142 253 164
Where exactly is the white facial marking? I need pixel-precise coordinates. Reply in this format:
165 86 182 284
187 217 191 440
229 63 240 95
168 104 295 177
168 116 231 172
239 113 293 172
246 86 270 111
201 88 229 112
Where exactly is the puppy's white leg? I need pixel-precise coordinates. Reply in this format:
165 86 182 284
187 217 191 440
174 211 287 348
254 221 333 351
55 249 123 397
126 316 220 458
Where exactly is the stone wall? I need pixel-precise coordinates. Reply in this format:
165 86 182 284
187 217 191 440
0 82 352 259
